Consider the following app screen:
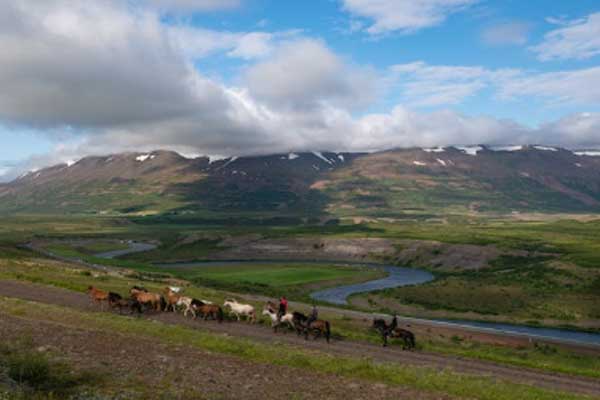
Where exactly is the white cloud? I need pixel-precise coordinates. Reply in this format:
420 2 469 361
531 12 600 61
497 66 600 105
2 0 600 182
147 0 241 12
243 39 378 110
388 62 491 106
169 27 301 60
341 0 477 35
481 21 531 46
388 61 600 108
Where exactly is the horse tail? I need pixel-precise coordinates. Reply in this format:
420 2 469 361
325 321 331 343
217 307 224 323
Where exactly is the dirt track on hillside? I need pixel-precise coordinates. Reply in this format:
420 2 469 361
1 280 599 397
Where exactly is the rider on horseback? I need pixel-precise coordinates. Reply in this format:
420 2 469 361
277 296 288 321
306 304 318 328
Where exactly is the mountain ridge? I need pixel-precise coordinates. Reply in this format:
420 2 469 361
2 146 600 215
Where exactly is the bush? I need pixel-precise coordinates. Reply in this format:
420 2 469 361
2 349 99 396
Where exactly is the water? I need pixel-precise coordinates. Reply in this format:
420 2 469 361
430 319 600 347
95 242 157 259
310 266 434 305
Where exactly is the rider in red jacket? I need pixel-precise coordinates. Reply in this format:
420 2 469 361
278 296 288 321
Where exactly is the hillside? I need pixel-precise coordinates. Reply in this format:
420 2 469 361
2 146 600 215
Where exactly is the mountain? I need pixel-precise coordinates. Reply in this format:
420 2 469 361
2 146 600 216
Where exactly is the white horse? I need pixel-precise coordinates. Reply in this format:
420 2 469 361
262 307 295 332
176 296 195 317
223 299 256 323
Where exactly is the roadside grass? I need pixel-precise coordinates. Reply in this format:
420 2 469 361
2 256 600 380
0 297 592 400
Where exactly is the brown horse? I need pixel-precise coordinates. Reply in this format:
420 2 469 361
195 304 224 322
130 287 162 312
292 311 330 343
372 317 416 349
87 286 109 309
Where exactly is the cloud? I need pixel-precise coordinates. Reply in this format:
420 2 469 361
388 61 600 108
388 62 491 106
168 27 300 60
243 39 378 110
497 66 600 105
146 0 241 12
531 12 600 61
2 0 600 182
481 21 531 46
340 0 477 35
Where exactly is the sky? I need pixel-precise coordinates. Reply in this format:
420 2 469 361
1 0 600 180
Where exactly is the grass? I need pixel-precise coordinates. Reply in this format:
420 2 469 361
359 254 600 327
0 297 593 400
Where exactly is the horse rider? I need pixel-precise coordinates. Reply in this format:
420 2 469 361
306 304 318 329
277 296 288 321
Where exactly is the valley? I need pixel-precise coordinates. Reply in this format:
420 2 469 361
2 147 600 399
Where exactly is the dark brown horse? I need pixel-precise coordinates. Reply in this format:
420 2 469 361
372 317 415 349
292 311 330 343
108 292 143 315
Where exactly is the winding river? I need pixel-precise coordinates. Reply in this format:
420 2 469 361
96 242 600 348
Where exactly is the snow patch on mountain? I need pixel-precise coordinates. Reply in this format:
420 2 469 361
491 145 523 152
534 146 557 151
337 154 345 162
136 154 156 162
456 146 482 156
436 159 447 166
423 147 445 153
574 151 600 157
288 153 299 160
312 151 333 164
413 161 427 166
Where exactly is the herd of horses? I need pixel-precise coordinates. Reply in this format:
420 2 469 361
87 285 415 349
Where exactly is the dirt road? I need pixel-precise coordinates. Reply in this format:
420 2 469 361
1 280 599 397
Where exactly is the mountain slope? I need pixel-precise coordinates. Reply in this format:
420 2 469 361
2 146 600 215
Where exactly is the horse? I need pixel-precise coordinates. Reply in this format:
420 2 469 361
108 292 143 315
292 311 331 343
223 299 256 323
163 287 181 312
130 287 162 312
372 317 416 349
262 306 295 332
195 304 223 322
87 286 109 309
176 297 210 318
